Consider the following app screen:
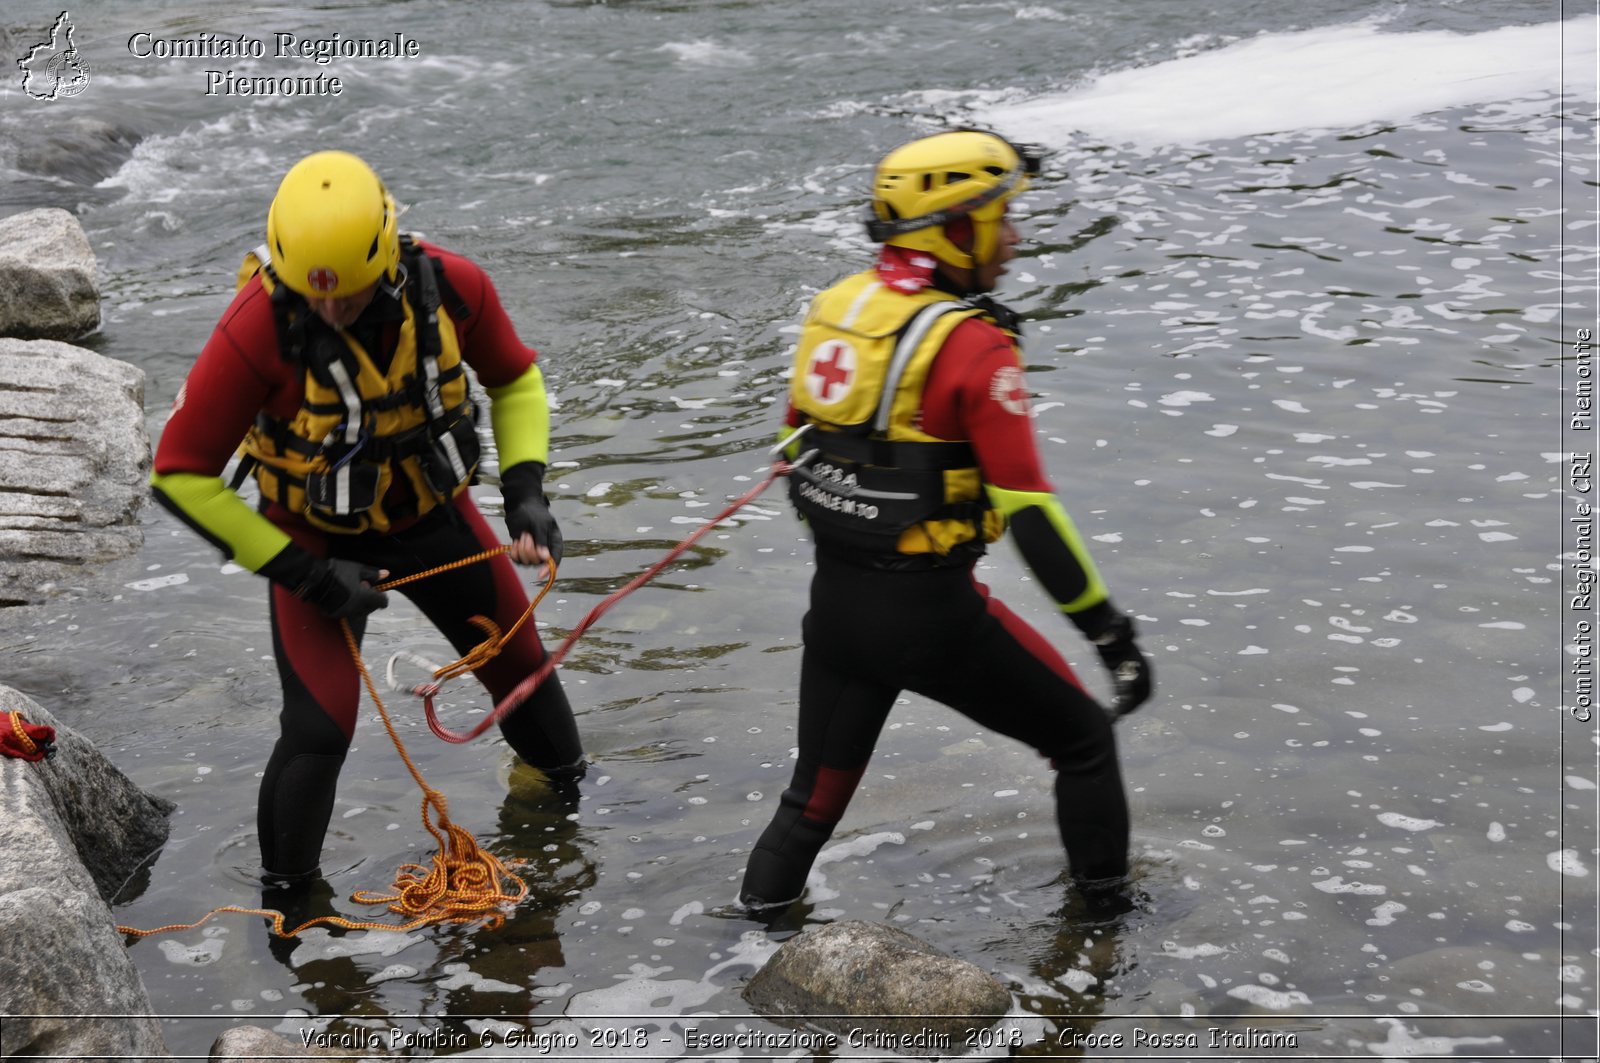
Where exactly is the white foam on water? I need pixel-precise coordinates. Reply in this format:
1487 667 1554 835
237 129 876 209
435 962 520 994
292 926 424 963
158 937 225 965
976 16 1597 148
1161 940 1232 959
1364 1017 1504 1056
1548 849 1591 877
1226 983 1312 1010
367 963 418 984
817 830 905 865
1015 5 1072 21
1377 812 1440 832
657 39 754 67
1366 900 1407 926
1313 876 1386 895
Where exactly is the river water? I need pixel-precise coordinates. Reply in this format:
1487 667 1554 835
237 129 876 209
1 0 1596 1059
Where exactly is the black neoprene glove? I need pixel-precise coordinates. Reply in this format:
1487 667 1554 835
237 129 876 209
500 460 564 567
297 558 389 620
1089 610 1154 718
259 545 388 620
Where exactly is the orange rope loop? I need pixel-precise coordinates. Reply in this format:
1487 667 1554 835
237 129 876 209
419 457 801 744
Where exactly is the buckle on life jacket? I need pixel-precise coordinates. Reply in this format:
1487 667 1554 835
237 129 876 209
304 426 381 516
413 410 481 502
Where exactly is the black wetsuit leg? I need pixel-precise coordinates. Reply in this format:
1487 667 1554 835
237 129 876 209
259 583 364 879
741 555 1127 908
257 495 583 878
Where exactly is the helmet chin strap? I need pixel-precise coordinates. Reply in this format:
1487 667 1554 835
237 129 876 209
932 260 986 298
934 224 993 297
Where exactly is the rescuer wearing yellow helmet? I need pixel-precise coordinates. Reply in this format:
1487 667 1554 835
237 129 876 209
741 129 1153 916
152 151 584 883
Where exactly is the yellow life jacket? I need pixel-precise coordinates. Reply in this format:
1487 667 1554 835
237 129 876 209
787 269 1009 563
234 238 479 534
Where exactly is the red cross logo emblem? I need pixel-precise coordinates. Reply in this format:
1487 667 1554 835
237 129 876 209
306 266 340 294
806 340 856 403
990 364 1029 416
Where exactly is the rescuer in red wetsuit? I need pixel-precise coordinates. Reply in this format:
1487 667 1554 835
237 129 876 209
151 151 584 883
740 130 1154 916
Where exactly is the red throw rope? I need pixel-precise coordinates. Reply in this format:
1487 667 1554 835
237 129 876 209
422 457 803 743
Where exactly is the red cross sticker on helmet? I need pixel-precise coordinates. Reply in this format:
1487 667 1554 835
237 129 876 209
306 266 340 293
806 339 856 403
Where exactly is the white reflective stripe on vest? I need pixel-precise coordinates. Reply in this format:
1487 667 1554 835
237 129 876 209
872 301 969 434
421 356 469 481
326 360 364 446
324 360 366 514
838 279 882 331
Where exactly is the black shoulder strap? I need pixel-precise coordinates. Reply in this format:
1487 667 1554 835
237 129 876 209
399 231 472 324
266 272 313 366
433 259 471 325
409 248 442 359
963 294 1023 336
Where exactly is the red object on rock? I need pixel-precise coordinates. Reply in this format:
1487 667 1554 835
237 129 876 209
2 711 56 761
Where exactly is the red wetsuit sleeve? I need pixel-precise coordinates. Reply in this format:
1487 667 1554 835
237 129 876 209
922 316 1116 628
424 243 537 388
150 280 306 570
153 282 296 478
920 316 1052 492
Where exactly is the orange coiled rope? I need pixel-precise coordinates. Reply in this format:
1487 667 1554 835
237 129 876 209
118 577 534 940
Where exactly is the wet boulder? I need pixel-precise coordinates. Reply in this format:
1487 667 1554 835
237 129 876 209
0 207 100 341
211 1025 353 1060
0 686 174 1061
0 337 148 605
743 920 1012 1054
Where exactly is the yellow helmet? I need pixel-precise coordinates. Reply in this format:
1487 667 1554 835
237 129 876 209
265 151 400 299
865 129 1041 270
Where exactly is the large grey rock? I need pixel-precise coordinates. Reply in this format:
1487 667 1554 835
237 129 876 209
0 207 100 340
743 920 1012 1054
0 337 147 604
0 690 175 896
0 686 173 1061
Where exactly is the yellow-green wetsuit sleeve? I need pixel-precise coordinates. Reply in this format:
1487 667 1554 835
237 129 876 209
149 469 293 572
486 362 550 471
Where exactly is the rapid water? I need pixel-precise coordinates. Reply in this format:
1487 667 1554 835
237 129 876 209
1 1 1595 1058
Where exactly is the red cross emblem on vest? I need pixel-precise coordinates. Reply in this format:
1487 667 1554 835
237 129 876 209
306 266 340 294
806 339 856 403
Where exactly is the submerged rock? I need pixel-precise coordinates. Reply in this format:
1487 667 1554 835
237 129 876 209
0 686 174 1061
743 920 1012 1055
0 207 100 341
0 337 148 605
